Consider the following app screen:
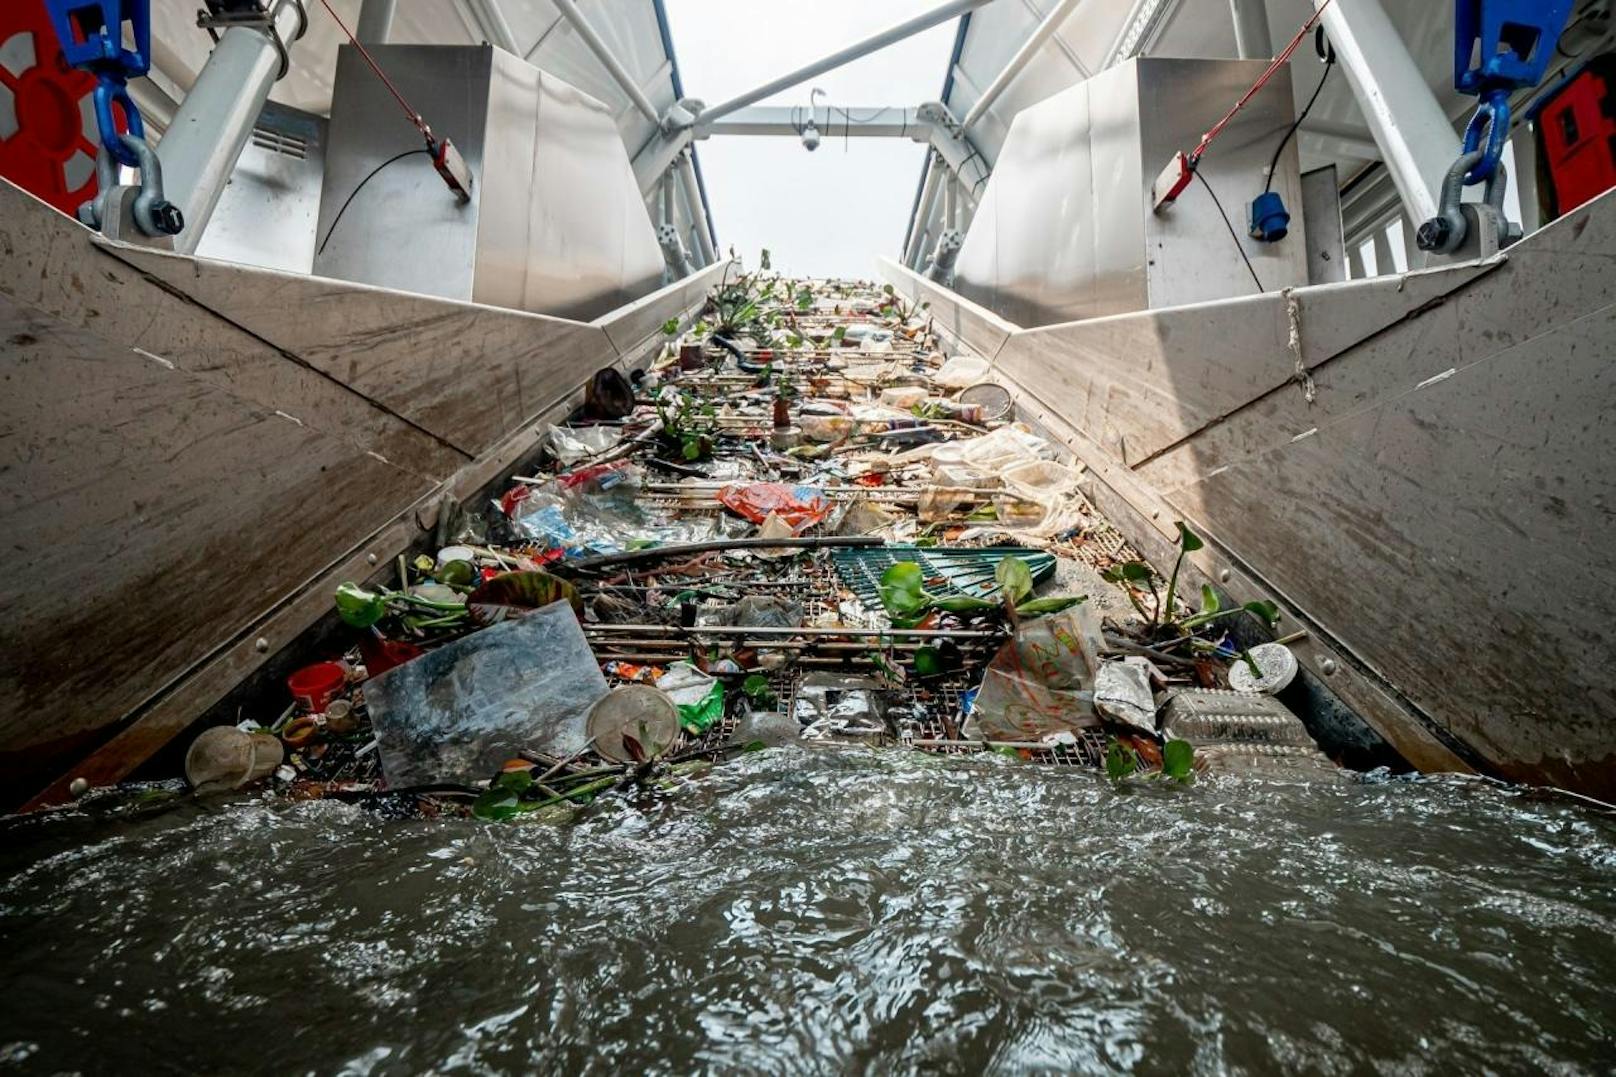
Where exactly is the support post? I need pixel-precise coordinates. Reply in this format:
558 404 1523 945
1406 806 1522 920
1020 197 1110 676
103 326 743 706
158 0 306 254
676 151 716 265
659 174 675 227
962 0 1083 130
1227 0 1272 59
943 170 959 229
904 152 943 267
1315 0 1454 227
699 0 995 125
356 0 397 44
552 0 662 126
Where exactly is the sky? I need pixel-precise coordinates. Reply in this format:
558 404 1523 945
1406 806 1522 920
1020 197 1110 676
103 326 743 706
662 0 960 279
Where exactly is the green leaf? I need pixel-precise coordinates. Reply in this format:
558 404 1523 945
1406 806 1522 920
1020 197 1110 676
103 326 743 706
1242 600 1281 629
492 769 534 793
334 582 387 628
1176 521 1205 553
1162 739 1196 782
991 745 1021 761
831 326 847 342
994 556 1035 604
741 673 774 702
1016 595 1086 615
435 559 475 587
878 562 931 617
930 594 998 614
1199 584 1221 617
1121 562 1154 582
760 249 771 270
882 283 895 296
1105 738 1139 780
913 646 944 678
472 788 522 821
681 437 702 461
795 290 812 311
661 318 680 336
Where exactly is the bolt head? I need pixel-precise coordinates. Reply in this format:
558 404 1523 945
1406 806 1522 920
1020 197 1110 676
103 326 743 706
69 777 89 797
367 553 379 565
254 637 270 653
1415 217 1450 251
1320 658 1338 676
1218 569 1232 583
152 201 185 236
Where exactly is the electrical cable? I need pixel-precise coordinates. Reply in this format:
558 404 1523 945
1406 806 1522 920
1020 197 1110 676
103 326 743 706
1194 169 1264 294
1190 0 1335 167
316 149 430 257
1264 50 1334 194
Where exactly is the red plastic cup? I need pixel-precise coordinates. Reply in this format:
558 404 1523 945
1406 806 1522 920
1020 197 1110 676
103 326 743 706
287 661 346 712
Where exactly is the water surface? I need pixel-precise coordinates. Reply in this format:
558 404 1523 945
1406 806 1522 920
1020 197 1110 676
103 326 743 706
2 750 1613 1074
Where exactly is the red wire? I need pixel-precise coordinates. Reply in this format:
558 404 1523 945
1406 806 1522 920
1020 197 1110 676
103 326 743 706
315 0 433 143
1189 0 1334 166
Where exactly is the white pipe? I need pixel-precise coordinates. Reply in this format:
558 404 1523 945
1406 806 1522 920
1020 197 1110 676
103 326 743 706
158 0 304 254
962 0 1081 130
676 152 716 265
904 153 944 267
1227 0 1272 59
356 0 397 44
1315 0 1452 226
700 0 997 125
466 0 520 53
552 0 661 125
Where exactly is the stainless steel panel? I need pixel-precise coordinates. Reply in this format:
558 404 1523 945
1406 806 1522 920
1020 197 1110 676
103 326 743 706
952 58 1310 328
194 101 327 274
1300 164 1347 285
313 45 662 320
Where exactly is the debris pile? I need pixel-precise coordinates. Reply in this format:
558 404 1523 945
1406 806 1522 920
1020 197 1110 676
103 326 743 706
188 270 1337 818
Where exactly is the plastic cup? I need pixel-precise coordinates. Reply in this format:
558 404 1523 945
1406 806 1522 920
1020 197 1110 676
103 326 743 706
288 661 346 711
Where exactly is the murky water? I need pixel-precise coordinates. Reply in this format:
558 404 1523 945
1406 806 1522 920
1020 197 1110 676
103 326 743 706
2 750 1614 1074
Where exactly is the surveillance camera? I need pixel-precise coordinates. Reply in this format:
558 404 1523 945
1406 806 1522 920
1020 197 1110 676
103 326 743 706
801 121 821 152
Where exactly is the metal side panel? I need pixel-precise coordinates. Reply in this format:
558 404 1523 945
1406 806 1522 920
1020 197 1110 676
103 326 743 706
100 243 615 459
0 176 716 811
192 101 328 275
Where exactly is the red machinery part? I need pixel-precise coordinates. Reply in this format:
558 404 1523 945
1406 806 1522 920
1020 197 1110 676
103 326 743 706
0 0 116 217
1536 55 1616 220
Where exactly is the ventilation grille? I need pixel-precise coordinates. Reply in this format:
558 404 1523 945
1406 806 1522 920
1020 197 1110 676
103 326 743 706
249 125 309 160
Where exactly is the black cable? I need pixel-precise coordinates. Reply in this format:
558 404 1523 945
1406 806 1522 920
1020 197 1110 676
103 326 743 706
1194 168 1264 293
316 149 431 257
1264 57 1334 193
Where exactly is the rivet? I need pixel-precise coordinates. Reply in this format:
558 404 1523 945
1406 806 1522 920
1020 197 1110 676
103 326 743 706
69 777 89 797
1320 658 1338 676
367 553 379 565
254 637 270 653
1218 569 1231 583
1151 509 1160 520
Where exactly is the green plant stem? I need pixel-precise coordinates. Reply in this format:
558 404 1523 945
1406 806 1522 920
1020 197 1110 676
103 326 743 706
1163 549 1186 628
528 775 618 810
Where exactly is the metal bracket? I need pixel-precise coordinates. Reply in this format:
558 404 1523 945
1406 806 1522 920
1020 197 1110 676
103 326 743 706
196 0 308 80
1416 149 1521 259
78 133 184 237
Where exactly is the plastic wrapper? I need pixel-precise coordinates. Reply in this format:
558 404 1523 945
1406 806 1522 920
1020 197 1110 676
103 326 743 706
504 463 716 554
364 601 606 786
546 424 622 465
933 354 992 388
1093 658 1157 734
967 605 1107 742
716 483 831 532
658 662 724 733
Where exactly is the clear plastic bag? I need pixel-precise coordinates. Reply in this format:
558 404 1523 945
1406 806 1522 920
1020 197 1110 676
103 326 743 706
968 605 1107 742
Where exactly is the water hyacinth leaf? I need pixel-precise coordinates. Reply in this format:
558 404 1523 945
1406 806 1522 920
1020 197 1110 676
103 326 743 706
913 646 944 678
831 326 847 342
492 768 534 793
1105 738 1139 780
1163 739 1195 782
742 674 774 702
661 318 680 336
334 582 387 628
1176 522 1205 553
472 788 522 821
1199 584 1221 617
468 570 581 624
435 559 476 587
1015 595 1086 616
995 556 1034 604
879 562 931 617
930 594 997 614
1243 600 1281 628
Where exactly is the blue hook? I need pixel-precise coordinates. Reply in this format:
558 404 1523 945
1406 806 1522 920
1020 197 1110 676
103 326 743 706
1460 89 1511 185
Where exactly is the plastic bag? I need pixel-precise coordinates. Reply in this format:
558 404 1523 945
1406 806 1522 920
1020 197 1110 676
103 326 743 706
716 483 831 532
547 424 622 466
968 605 1107 742
658 662 724 733
933 354 992 389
